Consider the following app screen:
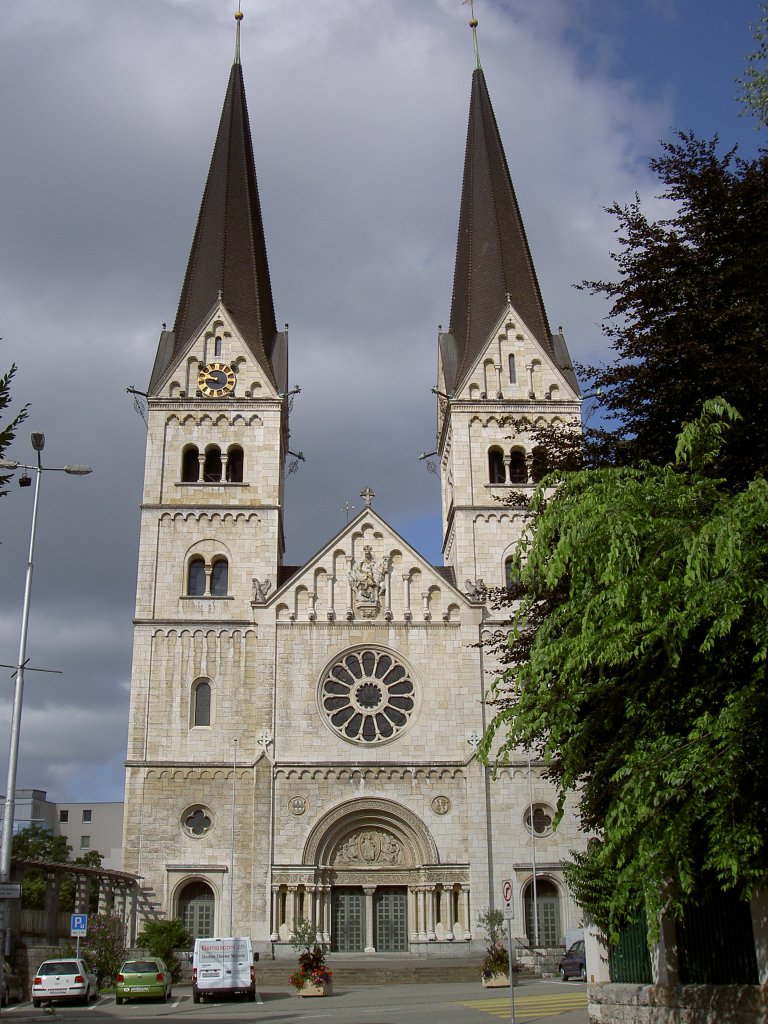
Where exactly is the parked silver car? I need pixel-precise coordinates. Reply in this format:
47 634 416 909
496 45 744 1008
32 958 100 1007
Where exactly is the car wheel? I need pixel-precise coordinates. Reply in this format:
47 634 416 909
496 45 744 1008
33 999 41 1008
559 967 568 981
193 991 200 1004
116 996 124 1005
580 965 587 982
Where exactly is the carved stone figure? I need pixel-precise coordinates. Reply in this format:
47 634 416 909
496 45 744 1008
251 577 272 602
463 578 487 601
333 829 403 866
349 546 389 617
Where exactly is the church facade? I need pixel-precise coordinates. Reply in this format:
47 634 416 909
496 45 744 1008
122 15 585 956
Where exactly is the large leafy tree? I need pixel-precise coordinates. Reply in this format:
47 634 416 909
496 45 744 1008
737 2 768 129
480 400 768 938
580 134 768 487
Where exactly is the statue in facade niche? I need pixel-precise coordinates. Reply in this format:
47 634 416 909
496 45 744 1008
349 545 388 613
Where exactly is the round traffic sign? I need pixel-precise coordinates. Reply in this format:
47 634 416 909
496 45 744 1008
502 879 513 903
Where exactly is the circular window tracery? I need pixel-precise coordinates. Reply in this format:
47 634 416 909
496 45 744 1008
181 805 214 837
525 803 554 837
320 648 416 744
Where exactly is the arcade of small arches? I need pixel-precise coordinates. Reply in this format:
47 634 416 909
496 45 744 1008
181 444 244 483
488 445 548 486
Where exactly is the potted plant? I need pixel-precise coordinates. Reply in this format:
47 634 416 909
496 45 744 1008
288 917 333 997
478 908 518 988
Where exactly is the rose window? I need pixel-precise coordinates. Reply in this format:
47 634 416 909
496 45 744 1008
321 649 416 743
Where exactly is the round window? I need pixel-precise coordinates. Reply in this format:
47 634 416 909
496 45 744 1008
524 803 554 837
320 648 416 744
181 805 214 837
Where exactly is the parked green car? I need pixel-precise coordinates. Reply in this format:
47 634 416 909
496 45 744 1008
115 959 172 1003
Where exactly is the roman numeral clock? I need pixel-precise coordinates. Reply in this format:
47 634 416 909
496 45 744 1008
197 361 236 398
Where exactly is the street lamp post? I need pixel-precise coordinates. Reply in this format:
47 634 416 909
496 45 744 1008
0 433 91 993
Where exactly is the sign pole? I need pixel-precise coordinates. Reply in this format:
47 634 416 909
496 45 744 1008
507 917 516 1024
501 878 516 1024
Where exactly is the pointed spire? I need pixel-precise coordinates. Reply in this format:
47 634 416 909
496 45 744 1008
466 0 481 71
445 53 555 392
234 5 243 66
168 13 280 388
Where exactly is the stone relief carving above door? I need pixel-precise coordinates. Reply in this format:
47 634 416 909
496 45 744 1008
333 829 405 866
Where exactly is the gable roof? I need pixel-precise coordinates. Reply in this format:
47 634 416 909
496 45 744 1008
446 67 555 393
152 56 279 391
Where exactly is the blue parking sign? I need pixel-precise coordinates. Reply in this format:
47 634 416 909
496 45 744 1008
71 913 88 937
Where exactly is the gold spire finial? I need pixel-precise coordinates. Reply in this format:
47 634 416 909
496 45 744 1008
234 4 243 65
462 0 481 69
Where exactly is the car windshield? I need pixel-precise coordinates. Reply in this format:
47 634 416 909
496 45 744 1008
39 962 80 975
122 962 159 974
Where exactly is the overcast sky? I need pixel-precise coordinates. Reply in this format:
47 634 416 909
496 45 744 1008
0 0 762 813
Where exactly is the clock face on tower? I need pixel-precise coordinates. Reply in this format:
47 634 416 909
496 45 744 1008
197 362 236 397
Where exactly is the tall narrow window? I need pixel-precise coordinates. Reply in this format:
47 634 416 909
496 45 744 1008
210 558 228 597
508 354 516 384
509 448 527 484
488 448 505 484
187 557 206 596
193 680 211 726
214 336 222 357
182 446 200 483
226 445 244 483
203 447 222 482
504 556 515 589
530 446 548 483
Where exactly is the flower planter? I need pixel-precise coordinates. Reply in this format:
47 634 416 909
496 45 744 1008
297 982 332 997
482 973 518 988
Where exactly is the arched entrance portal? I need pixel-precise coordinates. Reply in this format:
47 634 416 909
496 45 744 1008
524 878 561 948
271 798 470 953
178 880 215 938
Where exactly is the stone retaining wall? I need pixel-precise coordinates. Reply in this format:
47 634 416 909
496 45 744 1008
587 983 768 1024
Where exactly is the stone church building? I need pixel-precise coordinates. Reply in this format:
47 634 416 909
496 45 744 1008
122 13 585 956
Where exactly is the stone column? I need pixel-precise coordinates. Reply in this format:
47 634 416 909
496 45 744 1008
402 574 412 620
462 886 472 940
346 557 354 619
650 912 680 985
409 887 419 941
750 888 768 985
323 886 332 944
363 887 376 953
426 886 436 941
285 887 295 936
418 888 428 941
270 888 280 941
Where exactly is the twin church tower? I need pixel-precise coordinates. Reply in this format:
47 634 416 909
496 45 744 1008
123 11 584 955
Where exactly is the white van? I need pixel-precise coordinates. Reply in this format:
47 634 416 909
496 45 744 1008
192 937 256 1003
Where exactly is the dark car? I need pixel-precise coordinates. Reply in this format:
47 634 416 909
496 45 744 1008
2 961 23 1006
559 939 587 981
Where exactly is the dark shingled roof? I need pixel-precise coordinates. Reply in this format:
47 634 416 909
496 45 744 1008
169 59 279 388
446 67 554 393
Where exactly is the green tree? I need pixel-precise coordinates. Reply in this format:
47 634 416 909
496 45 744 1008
83 912 126 986
0 359 28 497
480 400 768 939
737 2 768 128
580 134 768 488
12 825 72 910
136 919 192 982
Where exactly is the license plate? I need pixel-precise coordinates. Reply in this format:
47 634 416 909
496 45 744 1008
48 989 66 994
128 986 149 992
201 970 218 978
